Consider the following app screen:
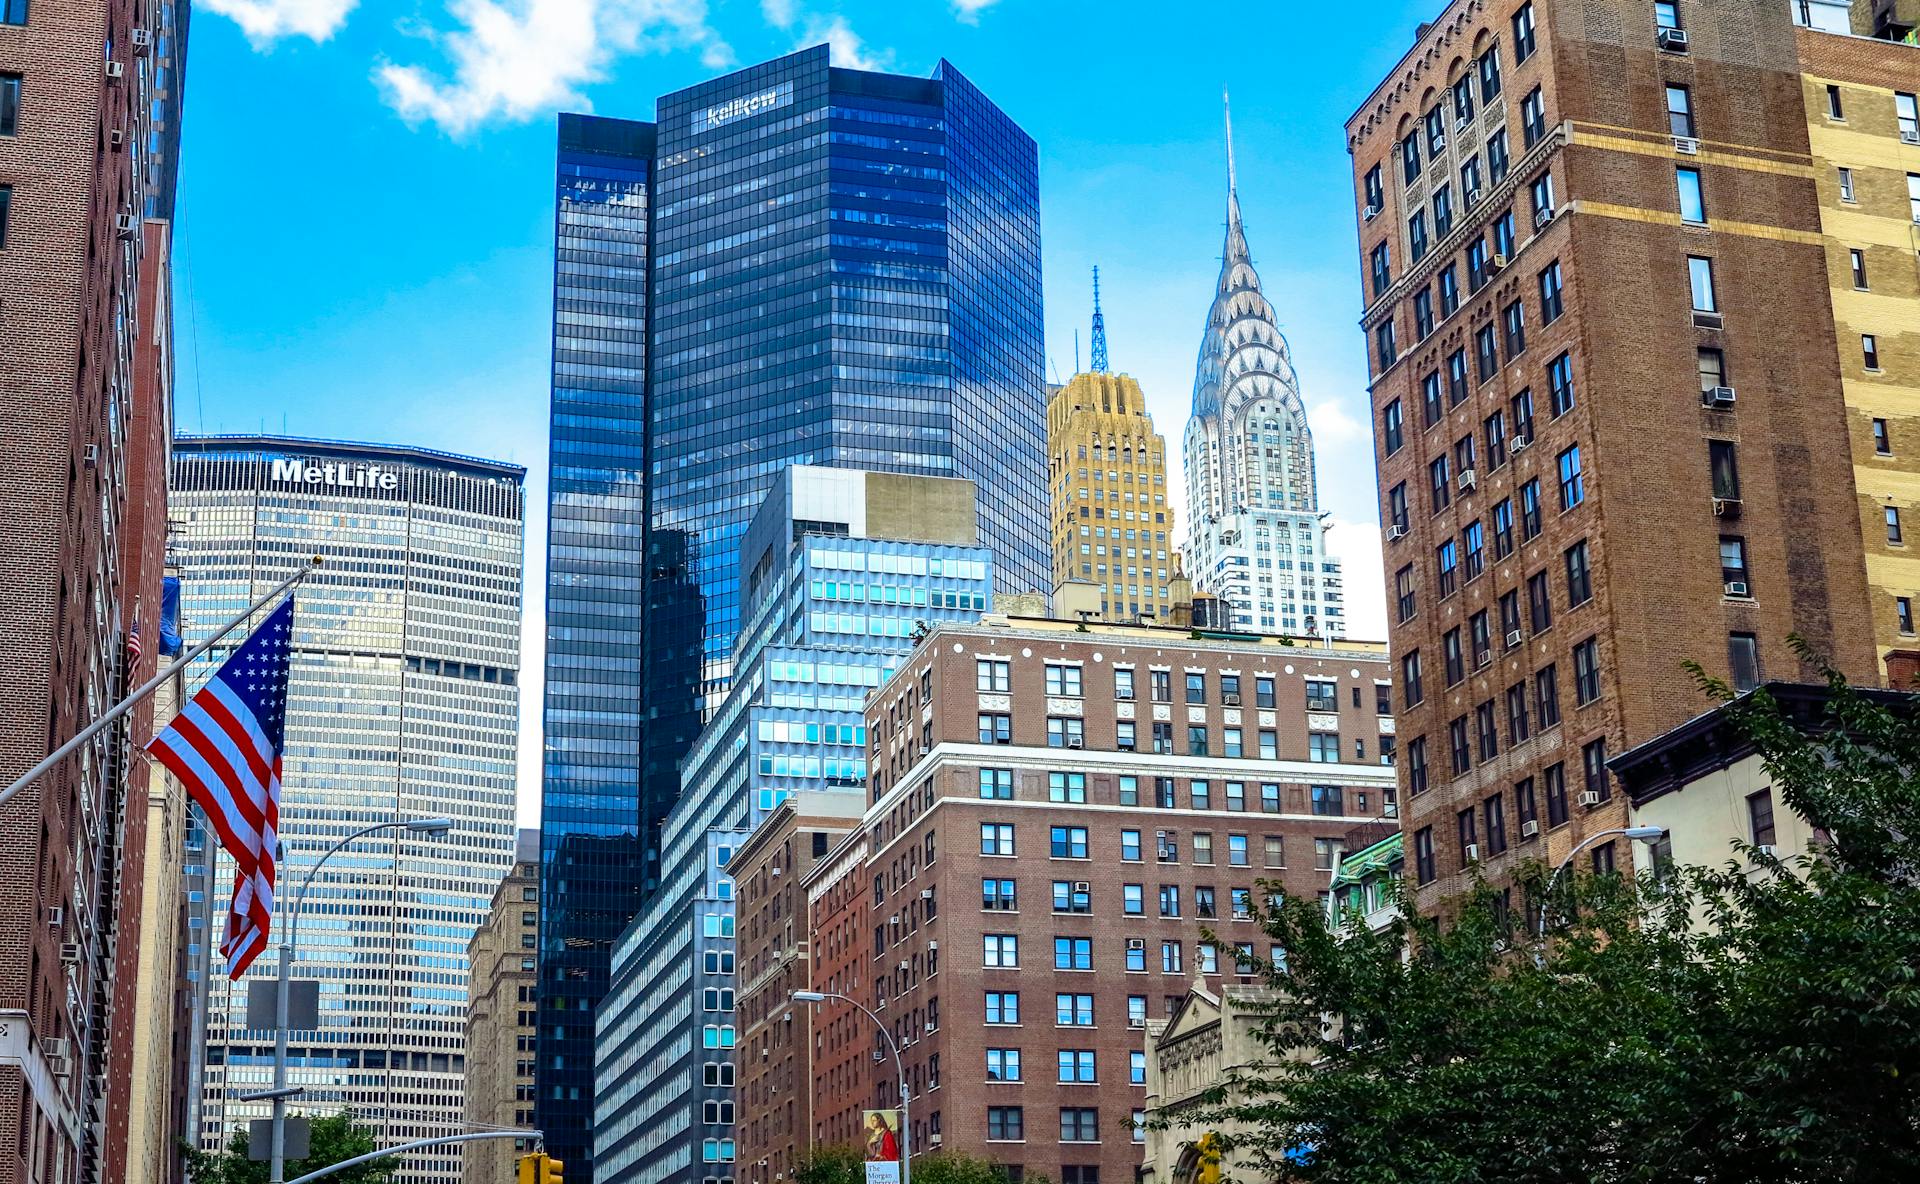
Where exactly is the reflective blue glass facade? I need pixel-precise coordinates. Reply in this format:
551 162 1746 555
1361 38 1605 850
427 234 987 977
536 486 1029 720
539 114 655 1176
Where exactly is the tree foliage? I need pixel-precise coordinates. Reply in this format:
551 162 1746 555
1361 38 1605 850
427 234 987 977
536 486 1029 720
1193 666 1920 1183
182 1110 401 1184
794 1147 1050 1184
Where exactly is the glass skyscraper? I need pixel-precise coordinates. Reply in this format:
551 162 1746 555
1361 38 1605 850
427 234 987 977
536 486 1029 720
539 48 1046 1177
171 436 525 1184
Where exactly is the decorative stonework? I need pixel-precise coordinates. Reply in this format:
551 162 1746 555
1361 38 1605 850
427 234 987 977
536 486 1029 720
977 693 1010 712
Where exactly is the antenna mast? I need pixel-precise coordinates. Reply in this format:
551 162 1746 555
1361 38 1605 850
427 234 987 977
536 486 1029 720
1089 266 1109 374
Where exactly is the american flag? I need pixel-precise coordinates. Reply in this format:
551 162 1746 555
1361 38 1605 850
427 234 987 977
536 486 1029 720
147 596 294 978
126 617 143 666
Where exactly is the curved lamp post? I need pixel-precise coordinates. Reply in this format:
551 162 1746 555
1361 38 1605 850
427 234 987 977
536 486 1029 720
793 990 909 1184
1533 825 1667 962
267 817 455 1183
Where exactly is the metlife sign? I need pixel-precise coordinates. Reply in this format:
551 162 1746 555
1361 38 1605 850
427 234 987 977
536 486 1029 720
691 81 794 135
269 457 400 491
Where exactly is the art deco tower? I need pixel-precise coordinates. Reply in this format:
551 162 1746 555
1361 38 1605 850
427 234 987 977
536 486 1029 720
1184 103 1346 637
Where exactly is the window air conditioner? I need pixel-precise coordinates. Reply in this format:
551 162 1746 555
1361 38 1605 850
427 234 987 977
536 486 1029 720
1712 497 1742 519
1578 790 1602 807
1128 1017 1146 1029
1222 692 1242 706
1458 469 1478 492
1901 130 1920 145
1126 937 1146 951
1520 819 1540 838
1702 385 1736 409
1066 736 1083 749
1463 843 1480 862
1364 202 1382 222
1673 135 1700 155
131 27 153 48
60 942 81 964
1466 187 1483 207
925 1022 936 1033
1072 881 1091 893
1533 206 1556 229
899 960 910 971
1506 629 1525 648
1692 310 1725 329
930 1134 944 1146
1657 27 1690 52
105 59 124 79
927 940 937 950
920 888 933 899
108 127 125 149
1386 523 1408 541
1754 844 1776 857
47 906 62 927
83 444 99 466
1492 251 1509 269
1724 581 1750 598
1511 436 1532 454
1432 132 1447 152
115 213 139 236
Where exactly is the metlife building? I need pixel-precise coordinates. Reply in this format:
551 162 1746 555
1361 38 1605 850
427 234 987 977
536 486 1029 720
171 436 524 1184
541 46 1048 1177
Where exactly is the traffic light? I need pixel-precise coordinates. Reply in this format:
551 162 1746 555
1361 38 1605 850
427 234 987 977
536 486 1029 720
540 1154 565 1184
517 1152 564 1184
518 1154 539 1184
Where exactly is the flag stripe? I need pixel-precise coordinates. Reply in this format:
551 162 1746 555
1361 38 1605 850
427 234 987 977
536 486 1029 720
173 698 270 831
149 731 262 859
204 679 277 788
157 713 267 846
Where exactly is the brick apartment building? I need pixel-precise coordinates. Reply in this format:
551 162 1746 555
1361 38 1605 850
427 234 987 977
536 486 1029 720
465 830 541 1184
850 618 1394 1183
800 821 872 1157
732 793 863 1184
0 0 185 1179
1792 24 1920 677
1345 0 1880 910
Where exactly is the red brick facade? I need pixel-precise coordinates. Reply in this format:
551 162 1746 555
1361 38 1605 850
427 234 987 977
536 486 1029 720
858 620 1394 1183
1345 0 1878 911
801 826 872 1155
0 1 174 1180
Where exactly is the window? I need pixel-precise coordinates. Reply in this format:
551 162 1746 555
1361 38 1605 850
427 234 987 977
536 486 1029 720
1052 881 1091 914
1407 736 1429 796
1476 701 1500 762
1656 0 1681 29
1838 167 1855 203
1684 257 1722 318
987 1049 1022 1081
1512 2 1535 60
1667 85 1695 137
1564 540 1592 606
1048 772 1087 804
1479 44 1503 101
1061 1109 1099 1142
1161 940 1184 973
1383 401 1406 457
0 0 21 25
1544 352 1576 419
984 934 1019 967
1414 826 1436 884
1311 785 1345 816
1502 300 1527 361
1825 82 1843 118
1874 419 1891 455
1450 716 1471 776
979 713 1012 744
979 768 1013 800
981 823 1015 856
1747 789 1777 848
1499 588 1522 641
1434 183 1455 237
1521 86 1547 147
1414 288 1435 339
1465 521 1486 580
1121 829 1141 861
1471 610 1493 668
987 1107 1024 1141
1520 478 1543 540
983 878 1017 910
1046 663 1084 697
1899 91 1919 139
1389 482 1410 533
1431 455 1452 512
1053 937 1092 970
1573 636 1602 705
1365 164 1385 211
1493 209 1516 261
1453 74 1476 124
1468 238 1490 292
1557 445 1584 510
1506 680 1531 744
1401 131 1423 184
1047 717 1084 748
1536 663 1561 728
977 659 1011 692
1116 721 1136 752
1531 171 1556 219
1486 411 1508 470
1728 632 1761 693
1487 127 1510 183
1255 675 1276 709
1698 347 1727 392
1409 210 1429 264
1228 834 1250 867
1900 597 1915 635
1583 738 1610 803
0 184 9 250
1535 260 1564 323
1676 167 1705 223
1910 172 1920 223
1850 248 1869 290
1402 650 1424 707
0 74 17 137
1058 1050 1097 1084
1511 387 1536 443
1426 104 1447 155
1370 242 1392 298
1448 348 1470 405
1477 323 1500 382
1263 835 1286 868
1190 831 1210 863
1720 536 1749 592
986 992 1020 1024
1545 761 1569 827
1157 884 1182 917
1445 628 1465 685
1396 564 1418 623
1439 263 1461 315
1710 440 1740 501
1864 334 1881 371
1050 826 1089 859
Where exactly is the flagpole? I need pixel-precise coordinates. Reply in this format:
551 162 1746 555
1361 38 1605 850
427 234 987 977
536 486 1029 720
0 557 324 812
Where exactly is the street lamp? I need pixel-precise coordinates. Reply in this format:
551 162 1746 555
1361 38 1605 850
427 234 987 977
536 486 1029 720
267 817 455 1184
793 990 909 1184
1535 825 1667 953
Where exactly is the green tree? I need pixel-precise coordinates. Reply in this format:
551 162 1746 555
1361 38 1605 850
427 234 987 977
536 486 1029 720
1188 666 1920 1183
794 1145 863 1184
793 1147 1048 1184
182 1111 401 1184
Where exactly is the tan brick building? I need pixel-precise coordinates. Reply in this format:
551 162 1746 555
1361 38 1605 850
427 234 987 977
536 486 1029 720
465 830 540 1184
1047 372 1179 621
858 618 1393 1183
800 824 871 1155
732 793 863 1184
1794 26 1920 678
0 0 183 1175
1345 0 1880 911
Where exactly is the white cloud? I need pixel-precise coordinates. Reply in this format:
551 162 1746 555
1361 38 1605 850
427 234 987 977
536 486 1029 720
801 13 893 70
1325 520 1389 642
951 0 998 23
759 0 797 26
377 0 734 135
201 0 357 43
1305 396 1369 446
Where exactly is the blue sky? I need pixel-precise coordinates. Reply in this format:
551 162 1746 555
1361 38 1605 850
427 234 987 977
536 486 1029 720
176 0 1442 821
